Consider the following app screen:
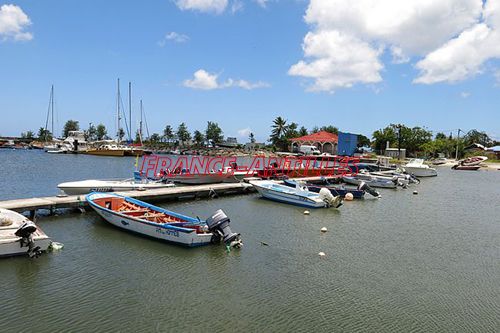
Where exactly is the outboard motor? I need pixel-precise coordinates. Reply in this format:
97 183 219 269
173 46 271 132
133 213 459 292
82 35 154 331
206 209 242 249
14 221 42 258
358 181 380 198
319 188 343 208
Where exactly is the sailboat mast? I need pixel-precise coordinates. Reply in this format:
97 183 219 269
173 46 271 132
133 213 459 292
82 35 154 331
117 78 121 141
51 85 54 138
140 99 143 145
128 82 132 142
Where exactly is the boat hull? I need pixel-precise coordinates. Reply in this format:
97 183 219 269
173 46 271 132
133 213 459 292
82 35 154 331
343 176 397 188
86 193 213 247
251 182 327 208
403 167 437 177
85 149 126 157
58 180 174 195
0 209 51 258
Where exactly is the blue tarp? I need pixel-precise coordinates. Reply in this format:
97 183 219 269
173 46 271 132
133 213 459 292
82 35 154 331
338 132 358 156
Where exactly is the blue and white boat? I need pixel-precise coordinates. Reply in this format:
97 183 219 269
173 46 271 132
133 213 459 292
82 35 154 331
86 192 242 248
283 179 373 198
250 180 343 208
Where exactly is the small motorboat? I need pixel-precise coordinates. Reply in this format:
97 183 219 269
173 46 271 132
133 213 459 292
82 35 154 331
58 172 175 195
343 173 398 189
86 192 242 248
0 209 52 258
451 164 481 171
250 180 343 208
402 159 437 177
283 179 379 198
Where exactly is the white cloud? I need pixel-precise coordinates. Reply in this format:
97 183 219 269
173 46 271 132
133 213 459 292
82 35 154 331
237 127 252 137
254 0 269 8
0 4 33 41
231 0 244 14
183 69 219 90
175 0 228 14
290 0 500 92
158 32 189 46
183 69 270 90
460 91 471 98
495 69 500 85
288 30 383 92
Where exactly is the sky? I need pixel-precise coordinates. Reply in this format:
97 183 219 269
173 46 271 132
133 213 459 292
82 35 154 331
0 0 499 143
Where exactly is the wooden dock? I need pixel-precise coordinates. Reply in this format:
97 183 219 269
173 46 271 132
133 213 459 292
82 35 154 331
0 183 255 214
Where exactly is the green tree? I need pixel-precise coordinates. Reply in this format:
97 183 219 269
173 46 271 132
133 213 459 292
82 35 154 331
149 133 161 143
357 134 371 147
117 128 125 142
163 125 175 144
269 116 289 150
177 123 191 145
463 129 493 147
96 124 107 140
37 127 52 141
21 131 34 139
193 130 205 146
435 132 447 140
205 121 224 144
85 124 96 141
320 125 338 134
298 126 308 137
249 132 256 143
372 126 397 152
63 120 79 138
310 126 319 134
285 122 299 139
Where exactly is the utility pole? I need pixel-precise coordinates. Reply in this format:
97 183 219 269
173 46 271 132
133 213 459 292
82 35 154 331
397 124 402 160
129 82 132 143
455 129 462 160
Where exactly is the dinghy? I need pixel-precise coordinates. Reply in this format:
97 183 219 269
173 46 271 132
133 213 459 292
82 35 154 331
86 192 242 248
250 180 343 208
0 209 51 258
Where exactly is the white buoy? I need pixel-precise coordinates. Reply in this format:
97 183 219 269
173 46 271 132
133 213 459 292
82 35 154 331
304 210 310 215
413 190 418 195
345 193 354 201
318 252 326 257
321 227 328 233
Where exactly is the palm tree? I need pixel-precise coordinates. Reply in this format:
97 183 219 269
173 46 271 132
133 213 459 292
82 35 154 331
269 116 290 151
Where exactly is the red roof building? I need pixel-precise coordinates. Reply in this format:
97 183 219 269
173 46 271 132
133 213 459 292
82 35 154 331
290 131 338 154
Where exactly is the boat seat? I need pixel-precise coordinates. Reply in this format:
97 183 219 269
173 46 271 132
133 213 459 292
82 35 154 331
120 209 150 214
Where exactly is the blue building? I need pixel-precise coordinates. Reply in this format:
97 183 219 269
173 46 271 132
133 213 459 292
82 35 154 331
337 132 358 156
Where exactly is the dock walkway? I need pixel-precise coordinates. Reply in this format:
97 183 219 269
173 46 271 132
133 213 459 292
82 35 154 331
0 183 255 214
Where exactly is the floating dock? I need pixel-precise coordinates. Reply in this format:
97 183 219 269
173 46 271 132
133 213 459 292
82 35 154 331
0 182 255 215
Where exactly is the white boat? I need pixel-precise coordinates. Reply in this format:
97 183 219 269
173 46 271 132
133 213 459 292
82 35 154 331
164 170 235 185
403 159 437 177
343 173 398 188
86 192 242 248
250 180 343 208
0 209 51 258
58 173 174 195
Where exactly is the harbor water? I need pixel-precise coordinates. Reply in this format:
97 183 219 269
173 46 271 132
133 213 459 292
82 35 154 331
0 150 499 332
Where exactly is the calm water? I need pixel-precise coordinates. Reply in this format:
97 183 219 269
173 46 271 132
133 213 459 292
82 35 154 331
0 150 499 332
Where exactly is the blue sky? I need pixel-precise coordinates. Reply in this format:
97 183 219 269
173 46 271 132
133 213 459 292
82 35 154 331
1 0 499 142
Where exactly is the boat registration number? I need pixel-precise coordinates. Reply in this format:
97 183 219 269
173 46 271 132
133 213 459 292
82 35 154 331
156 227 179 237
90 188 113 192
